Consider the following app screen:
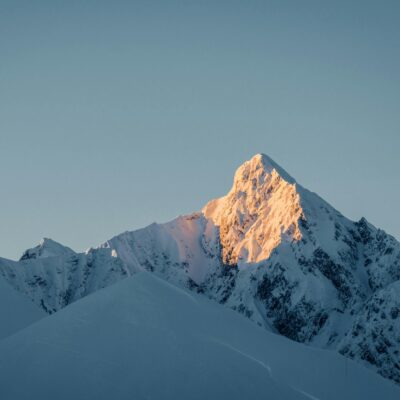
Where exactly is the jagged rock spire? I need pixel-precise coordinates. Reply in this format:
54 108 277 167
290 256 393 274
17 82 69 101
203 154 303 265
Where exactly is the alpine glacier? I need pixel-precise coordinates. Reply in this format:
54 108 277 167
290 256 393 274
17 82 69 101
1 153 399 385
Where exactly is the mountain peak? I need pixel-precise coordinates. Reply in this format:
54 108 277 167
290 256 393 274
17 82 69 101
234 153 296 185
19 238 76 261
203 154 303 265
39 237 56 246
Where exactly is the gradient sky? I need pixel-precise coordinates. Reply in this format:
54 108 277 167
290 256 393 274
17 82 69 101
1 0 399 260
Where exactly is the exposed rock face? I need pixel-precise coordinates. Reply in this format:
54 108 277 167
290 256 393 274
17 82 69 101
203 154 303 265
339 281 400 384
1 153 400 385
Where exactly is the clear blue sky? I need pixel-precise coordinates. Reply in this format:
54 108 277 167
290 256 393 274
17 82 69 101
1 0 399 260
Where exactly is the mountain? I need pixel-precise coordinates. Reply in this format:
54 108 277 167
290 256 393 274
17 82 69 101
1 153 399 385
0 272 398 400
19 238 76 261
0 248 128 314
0 274 45 340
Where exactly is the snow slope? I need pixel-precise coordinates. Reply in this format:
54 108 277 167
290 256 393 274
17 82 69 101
0 272 398 400
0 275 45 339
19 238 75 261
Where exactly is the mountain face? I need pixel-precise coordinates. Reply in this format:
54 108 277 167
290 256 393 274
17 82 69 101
1 153 399 384
1 272 398 400
203 154 303 265
19 238 76 261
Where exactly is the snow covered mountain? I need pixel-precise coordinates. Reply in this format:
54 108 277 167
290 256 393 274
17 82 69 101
0 272 398 400
19 238 76 261
1 153 399 385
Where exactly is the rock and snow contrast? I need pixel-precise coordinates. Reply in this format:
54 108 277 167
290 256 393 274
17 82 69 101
0 153 399 397
0 272 398 400
19 237 76 261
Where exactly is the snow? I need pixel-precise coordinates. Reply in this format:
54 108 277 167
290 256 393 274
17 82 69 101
0 274 45 340
203 154 303 264
0 272 398 400
19 238 75 261
1 153 400 386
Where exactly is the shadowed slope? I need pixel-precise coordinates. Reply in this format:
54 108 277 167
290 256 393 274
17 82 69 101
0 272 398 400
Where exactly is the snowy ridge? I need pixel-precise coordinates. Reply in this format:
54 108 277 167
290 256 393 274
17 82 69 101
0 272 398 400
0 249 128 313
203 154 303 265
1 153 400 385
19 238 75 261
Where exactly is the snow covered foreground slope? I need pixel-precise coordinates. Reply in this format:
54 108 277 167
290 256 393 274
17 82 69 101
0 272 398 400
0 275 45 340
1 153 400 384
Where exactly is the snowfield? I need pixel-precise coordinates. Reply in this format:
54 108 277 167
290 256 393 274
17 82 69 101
0 272 398 400
0 274 45 340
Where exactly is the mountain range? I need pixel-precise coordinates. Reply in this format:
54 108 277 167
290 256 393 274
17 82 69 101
1 153 399 397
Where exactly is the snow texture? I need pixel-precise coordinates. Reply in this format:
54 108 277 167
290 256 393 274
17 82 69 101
0 274 45 339
19 238 76 261
0 272 398 400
